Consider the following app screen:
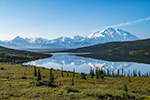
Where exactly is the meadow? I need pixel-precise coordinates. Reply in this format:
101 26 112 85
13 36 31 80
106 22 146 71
0 62 150 100
0 46 150 100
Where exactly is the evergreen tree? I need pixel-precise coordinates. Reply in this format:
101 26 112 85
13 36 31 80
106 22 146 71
81 73 86 79
73 68 75 77
112 71 115 77
146 72 149 77
37 69 41 81
99 68 103 76
49 68 54 84
89 67 95 78
72 78 74 86
107 68 109 76
67 72 69 76
34 66 37 76
117 69 119 76
95 67 99 79
124 84 128 92
122 68 124 76
100 75 104 79
138 71 141 77
61 66 63 77
133 70 137 77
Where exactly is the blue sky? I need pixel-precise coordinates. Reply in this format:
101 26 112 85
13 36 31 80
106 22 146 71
0 0 150 40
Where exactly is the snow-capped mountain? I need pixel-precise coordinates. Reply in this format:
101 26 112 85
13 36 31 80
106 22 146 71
0 28 139 49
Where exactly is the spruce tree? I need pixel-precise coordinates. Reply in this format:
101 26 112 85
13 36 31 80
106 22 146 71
112 71 115 77
138 71 141 77
146 72 149 77
117 69 119 76
49 68 54 84
67 72 69 76
122 68 124 76
107 69 109 76
61 66 63 77
34 66 37 76
95 67 99 79
99 69 103 76
90 67 94 78
133 69 137 77
72 78 74 86
81 73 86 79
73 68 75 77
37 69 41 81
124 84 128 92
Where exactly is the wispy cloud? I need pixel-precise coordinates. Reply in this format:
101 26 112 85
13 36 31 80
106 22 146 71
88 17 150 33
105 17 150 28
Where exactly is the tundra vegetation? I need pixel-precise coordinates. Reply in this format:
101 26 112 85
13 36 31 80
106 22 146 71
0 46 150 100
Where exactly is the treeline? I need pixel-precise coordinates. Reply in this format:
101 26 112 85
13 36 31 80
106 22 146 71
0 53 37 63
0 46 52 63
32 66 150 99
33 66 150 88
89 67 150 78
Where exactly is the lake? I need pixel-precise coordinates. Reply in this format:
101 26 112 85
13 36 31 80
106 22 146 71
23 53 150 75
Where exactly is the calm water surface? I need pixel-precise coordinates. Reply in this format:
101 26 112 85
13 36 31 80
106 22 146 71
23 53 150 74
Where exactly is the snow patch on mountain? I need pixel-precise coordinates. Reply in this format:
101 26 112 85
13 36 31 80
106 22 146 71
0 28 140 49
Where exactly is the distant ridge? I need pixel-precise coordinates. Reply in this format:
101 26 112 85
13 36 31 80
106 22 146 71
0 45 52 63
64 38 150 64
0 28 139 49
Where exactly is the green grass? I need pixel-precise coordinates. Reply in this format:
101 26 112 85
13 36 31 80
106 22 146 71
0 63 150 100
0 45 150 99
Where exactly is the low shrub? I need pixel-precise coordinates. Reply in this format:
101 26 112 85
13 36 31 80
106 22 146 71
82 89 144 100
35 80 56 87
63 86 79 93
0 67 4 70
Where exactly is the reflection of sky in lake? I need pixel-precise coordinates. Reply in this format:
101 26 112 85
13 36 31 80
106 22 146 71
23 53 150 74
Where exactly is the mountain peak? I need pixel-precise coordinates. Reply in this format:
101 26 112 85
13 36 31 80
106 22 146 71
13 36 24 40
105 27 115 30
15 35 21 39
87 27 139 40
88 27 116 38
0 28 139 49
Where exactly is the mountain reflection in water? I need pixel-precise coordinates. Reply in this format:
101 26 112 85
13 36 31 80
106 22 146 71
23 53 150 74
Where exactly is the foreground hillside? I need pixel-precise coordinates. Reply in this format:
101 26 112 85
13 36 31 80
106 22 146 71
65 38 150 64
0 63 150 100
0 45 150 99
0 46 52 63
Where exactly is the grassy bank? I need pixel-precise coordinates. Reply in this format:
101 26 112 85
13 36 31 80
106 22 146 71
0 46 150 99
0 63 150 100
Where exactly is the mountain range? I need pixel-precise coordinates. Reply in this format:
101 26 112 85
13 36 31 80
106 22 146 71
0 28 139 49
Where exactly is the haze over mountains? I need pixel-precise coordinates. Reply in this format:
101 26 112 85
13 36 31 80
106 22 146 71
0 28 139 49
